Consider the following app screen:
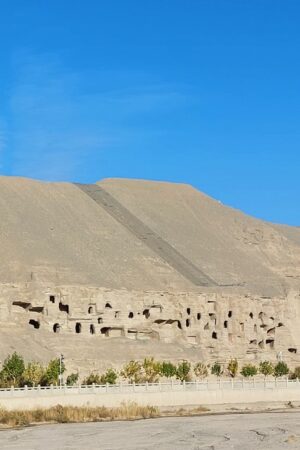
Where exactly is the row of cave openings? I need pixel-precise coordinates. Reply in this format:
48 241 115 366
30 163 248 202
50 295 152 319
24 296 298 355
52 322 125 337
23 295 69 330
179 307 297 353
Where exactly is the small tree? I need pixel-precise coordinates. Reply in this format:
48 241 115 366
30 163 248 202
241 364 257 378
194 362 208 379
1 352 25 386
22 362 45 387
159 361 177 378
121 360 143 383
82 373 101 385
259 361 274 377
100 368 118 385
274 361 289 378
176 361 191 382
0 370 11 388
66 373 79 386
289 367 300 380
142 358 161 383
211 362 222 377
41 358 65 386
227 358 238 378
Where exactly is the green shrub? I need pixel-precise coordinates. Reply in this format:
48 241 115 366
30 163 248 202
194 362 208 379
82 373 102 385
0 352 25 387
159 361 177 378
227 358 238 378
66 373 79 386
0 371 11 388
240 364 257 377
41 358 66 386
176 361 191 382
259 361 274 377
211 362 222 377
100 368 118 385
274 361 289 377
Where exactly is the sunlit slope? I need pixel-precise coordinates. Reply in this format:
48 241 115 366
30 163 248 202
0 176 299 296
273 224 300 247
0 177 192 290
98 178 300 296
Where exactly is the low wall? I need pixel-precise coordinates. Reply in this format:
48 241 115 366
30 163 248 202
1 380 300 411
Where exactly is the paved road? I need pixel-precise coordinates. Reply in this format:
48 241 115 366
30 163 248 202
1 412 300 449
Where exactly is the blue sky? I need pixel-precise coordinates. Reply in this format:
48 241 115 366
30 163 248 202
0 1 299 225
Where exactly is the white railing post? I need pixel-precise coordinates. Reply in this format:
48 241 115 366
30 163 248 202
2 377 300 401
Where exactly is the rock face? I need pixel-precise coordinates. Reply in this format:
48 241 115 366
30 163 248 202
0 176 299 372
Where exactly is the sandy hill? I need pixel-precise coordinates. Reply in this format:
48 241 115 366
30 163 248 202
0 176 299 296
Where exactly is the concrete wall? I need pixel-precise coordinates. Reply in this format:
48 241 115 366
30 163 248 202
1 381 300 411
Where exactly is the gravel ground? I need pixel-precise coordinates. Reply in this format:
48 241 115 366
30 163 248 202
1 411 300 449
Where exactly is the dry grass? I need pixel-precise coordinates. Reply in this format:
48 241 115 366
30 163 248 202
162 405 210 417
0 402 159 428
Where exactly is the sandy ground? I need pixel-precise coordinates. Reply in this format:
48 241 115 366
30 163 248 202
1 411 300 450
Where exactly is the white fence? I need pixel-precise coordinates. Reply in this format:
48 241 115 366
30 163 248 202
0 378 299 399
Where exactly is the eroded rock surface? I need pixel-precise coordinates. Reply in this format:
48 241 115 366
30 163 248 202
0 176 299 369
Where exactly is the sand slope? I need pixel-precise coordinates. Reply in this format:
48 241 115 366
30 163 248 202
0 176 299 296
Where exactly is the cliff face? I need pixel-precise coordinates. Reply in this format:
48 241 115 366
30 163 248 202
0 176 299 296
0 176 299 370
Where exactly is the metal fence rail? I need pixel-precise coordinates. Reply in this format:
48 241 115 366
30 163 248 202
0 378 299 399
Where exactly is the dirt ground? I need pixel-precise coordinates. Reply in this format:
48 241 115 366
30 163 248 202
1 411 300 449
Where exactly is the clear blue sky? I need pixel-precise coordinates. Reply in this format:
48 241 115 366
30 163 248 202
0 1 299 225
